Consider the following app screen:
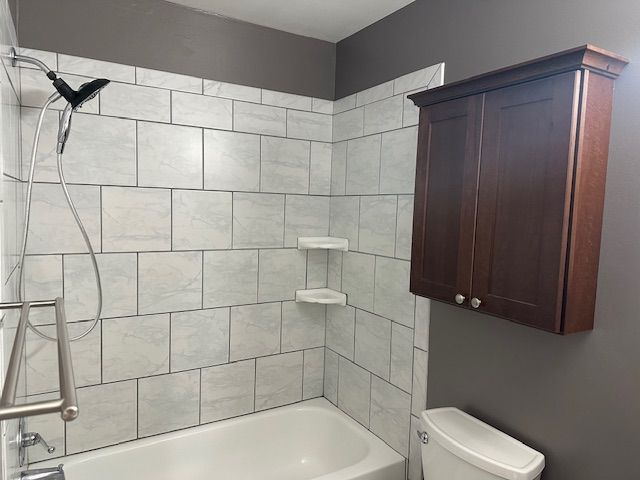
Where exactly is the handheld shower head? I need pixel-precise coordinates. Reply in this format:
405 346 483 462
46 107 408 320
53 78 110 109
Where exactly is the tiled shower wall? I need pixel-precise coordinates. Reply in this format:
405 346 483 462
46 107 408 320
17 49 333 463
323 64 442 480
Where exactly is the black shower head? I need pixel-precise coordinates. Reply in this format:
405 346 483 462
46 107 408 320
52 77 110 109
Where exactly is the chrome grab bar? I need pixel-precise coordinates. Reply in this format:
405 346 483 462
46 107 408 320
0 298 78 421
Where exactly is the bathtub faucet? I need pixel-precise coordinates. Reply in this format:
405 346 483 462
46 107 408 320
20 465 65 480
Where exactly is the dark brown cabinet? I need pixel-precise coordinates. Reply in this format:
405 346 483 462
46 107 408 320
409 45 628 334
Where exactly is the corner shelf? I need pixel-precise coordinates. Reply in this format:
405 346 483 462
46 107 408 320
297 236 348 251
295 288 347 306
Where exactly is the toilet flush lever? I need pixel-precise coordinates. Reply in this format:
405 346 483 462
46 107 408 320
416 430 429 445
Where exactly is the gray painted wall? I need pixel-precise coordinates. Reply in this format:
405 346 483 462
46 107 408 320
336 1 640 479
15 0 335 99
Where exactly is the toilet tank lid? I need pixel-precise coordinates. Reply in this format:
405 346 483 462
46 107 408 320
421 408 545 480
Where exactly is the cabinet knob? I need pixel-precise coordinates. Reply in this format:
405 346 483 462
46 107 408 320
454 293 466 304
471 297 482 309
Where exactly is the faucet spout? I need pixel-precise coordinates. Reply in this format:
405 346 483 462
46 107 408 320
20 464 65 480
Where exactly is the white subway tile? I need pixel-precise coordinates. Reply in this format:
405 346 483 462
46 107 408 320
58 54 135 83
137 121 203 189
171 308 230 371
338 357 370 427
390 322 414 392
356 80 394 106
364 95 403 135
172 91 232 130
258 249 306 303
230 302 281 361
374 257 415 327
355 310 391 379
172 190 232 250
333 107 364 142
138 251 202 314
287 110 332 142
203 80 261 103
260 136 310 194
342 252 375 311
359 195 397 257
309 142 332 195
102 186 171 252
255 351 303 411
380 126 418 194
282 301 325 352
370 376 411 456
284 195 330 247
346 135 381 195
204 129 260 192
326 304 355 360
303 347 325 399
201 360 255 422
100 82 170 122
262 90 312 111
233 101 286 136
203 250 258 308
136 67 202 93
232 193 284 248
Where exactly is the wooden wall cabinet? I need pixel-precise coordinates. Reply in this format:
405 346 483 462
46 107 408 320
409 45 628 334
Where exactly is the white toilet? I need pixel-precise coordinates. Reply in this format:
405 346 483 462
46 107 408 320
419 407 545 480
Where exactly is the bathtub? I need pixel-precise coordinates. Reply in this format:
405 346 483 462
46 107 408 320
39 398 405 480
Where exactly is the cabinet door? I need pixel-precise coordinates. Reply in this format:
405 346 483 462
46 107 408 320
411 95 483 305
472 72 581 331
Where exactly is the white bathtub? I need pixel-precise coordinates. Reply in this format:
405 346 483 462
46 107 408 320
40 398 405 480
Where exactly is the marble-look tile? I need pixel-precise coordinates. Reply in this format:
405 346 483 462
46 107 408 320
393 64 441 95
346 135 381 195
26 183 100 254
201 360 255 422
370 376 411 456
342 252 375 311
255 351 303 411
356 81 394 106
329 196 359 250
172 190 232 250
396 195 414 260
25 393 65 462
333 107 364 142
374 257 415 327
203 250 258 307
66 381 137 454
260 136 310 194
22 255 62 326
232 193 284 248
429 64 445 89
233 101 286 137
21 110 137 185
411 347 428 417
323 348 339 404
364 95 403 136
58 54 135 83
262 90 312 111
284 195 330 247
101 82 171 122
355 310 391 379
137 121 203 189
26 321 101 395
333 94 356 114
287 110 332 142
414 296 430 351
380 126 418 194
327 251 343 291
171 308 230 371
229 302 281 361
138 251 202 314
330 141 347 195
312 98 333 114
403 88 421 127
338 357 371 427
204 129 260 192
359 196 397 256
306 250 328 288
408 415 424 480
19 48 58 71
20 69 98 113
326 304 355 360
203 80 261 102
281 301 325 352
102 186 171 252
303 347 324 399
172 91 232 130
102 314 170 382
136 67 202 93
138 370 200 437
64 253 137 321
309 142 332 195
258 249 306 302
391 322 414 393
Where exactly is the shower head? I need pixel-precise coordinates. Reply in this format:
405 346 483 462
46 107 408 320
53 78 110 109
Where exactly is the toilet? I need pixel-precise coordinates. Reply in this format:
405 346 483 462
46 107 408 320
419 408 545 480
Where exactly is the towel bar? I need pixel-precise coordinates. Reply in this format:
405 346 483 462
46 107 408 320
0 298 78 421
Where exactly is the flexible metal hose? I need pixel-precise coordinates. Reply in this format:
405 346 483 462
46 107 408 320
17 93 102 342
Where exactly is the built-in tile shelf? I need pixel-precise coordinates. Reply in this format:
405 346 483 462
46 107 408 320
295 288 347 306
297 236 349 251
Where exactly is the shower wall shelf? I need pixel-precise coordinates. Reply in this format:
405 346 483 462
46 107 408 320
296 288 347 306
0 298 78 422
297 237 349 251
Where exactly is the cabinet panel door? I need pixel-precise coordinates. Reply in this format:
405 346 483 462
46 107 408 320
472 72 581 331
411 95 483 305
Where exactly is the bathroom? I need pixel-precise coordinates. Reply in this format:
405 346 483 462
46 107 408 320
0 0 638 479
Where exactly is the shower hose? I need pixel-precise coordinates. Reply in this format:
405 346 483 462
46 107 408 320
17 92 102 342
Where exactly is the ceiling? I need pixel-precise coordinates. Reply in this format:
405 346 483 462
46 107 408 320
164 0 415 42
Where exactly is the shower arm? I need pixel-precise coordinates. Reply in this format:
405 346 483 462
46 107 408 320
7 48 57 79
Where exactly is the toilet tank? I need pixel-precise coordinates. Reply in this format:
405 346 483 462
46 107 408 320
420 408 544 480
